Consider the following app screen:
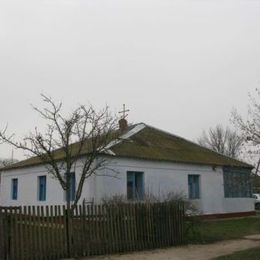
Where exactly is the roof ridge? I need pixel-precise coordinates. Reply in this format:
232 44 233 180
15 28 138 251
2 122 253 171
103 123 146 153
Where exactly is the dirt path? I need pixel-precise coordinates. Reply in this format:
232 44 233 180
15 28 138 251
86 234 260 260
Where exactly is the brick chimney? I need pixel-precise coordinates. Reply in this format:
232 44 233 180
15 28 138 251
119 118 128 133
118 104 129 133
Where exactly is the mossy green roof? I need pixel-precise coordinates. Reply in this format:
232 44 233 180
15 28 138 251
109 125 252 168
2 123 252 170
2 130 119 170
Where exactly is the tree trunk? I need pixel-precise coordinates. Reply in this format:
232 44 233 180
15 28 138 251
66 171 72 258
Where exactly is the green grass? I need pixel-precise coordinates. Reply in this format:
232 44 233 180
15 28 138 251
214 246 260 260
186 215 260 244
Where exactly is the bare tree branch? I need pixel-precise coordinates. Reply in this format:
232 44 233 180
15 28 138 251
0 94 119 212
232 88 260 171
198 124 243 159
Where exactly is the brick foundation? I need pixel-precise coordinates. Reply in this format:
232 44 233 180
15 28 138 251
202 211 256 220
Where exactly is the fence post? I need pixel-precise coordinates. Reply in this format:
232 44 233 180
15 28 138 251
65 208 74 258
5 213 11 260
0 209 5 260
65 209 71 258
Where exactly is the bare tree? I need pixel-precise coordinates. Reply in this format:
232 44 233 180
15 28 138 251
231 89 260 196
232 88 260 171
232 89 260 145
0 94 118 210
0 94 119 257
198 125 243 159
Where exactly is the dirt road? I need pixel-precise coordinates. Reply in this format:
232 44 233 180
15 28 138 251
86 234 260 260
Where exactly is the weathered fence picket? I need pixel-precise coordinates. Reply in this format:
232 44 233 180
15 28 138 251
0 202 184 259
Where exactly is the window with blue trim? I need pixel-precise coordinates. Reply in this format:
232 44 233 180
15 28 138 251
11 178 18 200
188 175 200 199
127 171 144 200
69 172 76 201
223 167 252 198
38 176 46 201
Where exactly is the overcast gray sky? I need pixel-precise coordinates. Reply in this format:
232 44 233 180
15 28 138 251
0 0 260 160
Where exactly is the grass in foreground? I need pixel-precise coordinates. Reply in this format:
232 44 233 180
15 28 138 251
213 246 260 260
186 215 260 244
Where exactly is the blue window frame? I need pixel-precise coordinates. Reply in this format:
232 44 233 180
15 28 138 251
70 172 76 201
38 176 46 201
223 167 252 198
11 178 18 200
127 171 144 200
188 175 200 199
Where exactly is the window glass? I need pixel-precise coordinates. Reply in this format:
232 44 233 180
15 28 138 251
11 178 18 200
188 175 200 199
127 171 144 200
70 172 76 201
64 172 76 202
38 176 46 201
223 167 252 198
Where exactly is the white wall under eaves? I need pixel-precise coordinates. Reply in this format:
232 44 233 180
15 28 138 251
0 156 254 215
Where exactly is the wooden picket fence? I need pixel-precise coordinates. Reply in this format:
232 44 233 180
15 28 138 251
0 202 185 259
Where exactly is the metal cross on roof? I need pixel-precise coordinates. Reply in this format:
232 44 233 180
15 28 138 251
119 104 130 119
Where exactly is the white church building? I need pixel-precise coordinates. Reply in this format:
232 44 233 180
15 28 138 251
0 121 254 217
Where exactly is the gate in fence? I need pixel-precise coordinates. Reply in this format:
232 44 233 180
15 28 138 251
0 202 184 260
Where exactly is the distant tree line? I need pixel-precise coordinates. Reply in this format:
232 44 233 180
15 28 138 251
198 89 260 193
198 125 243 159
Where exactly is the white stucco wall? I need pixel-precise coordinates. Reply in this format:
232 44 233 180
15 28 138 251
0 162 97 207
94 157 254 215
0 157 254 215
